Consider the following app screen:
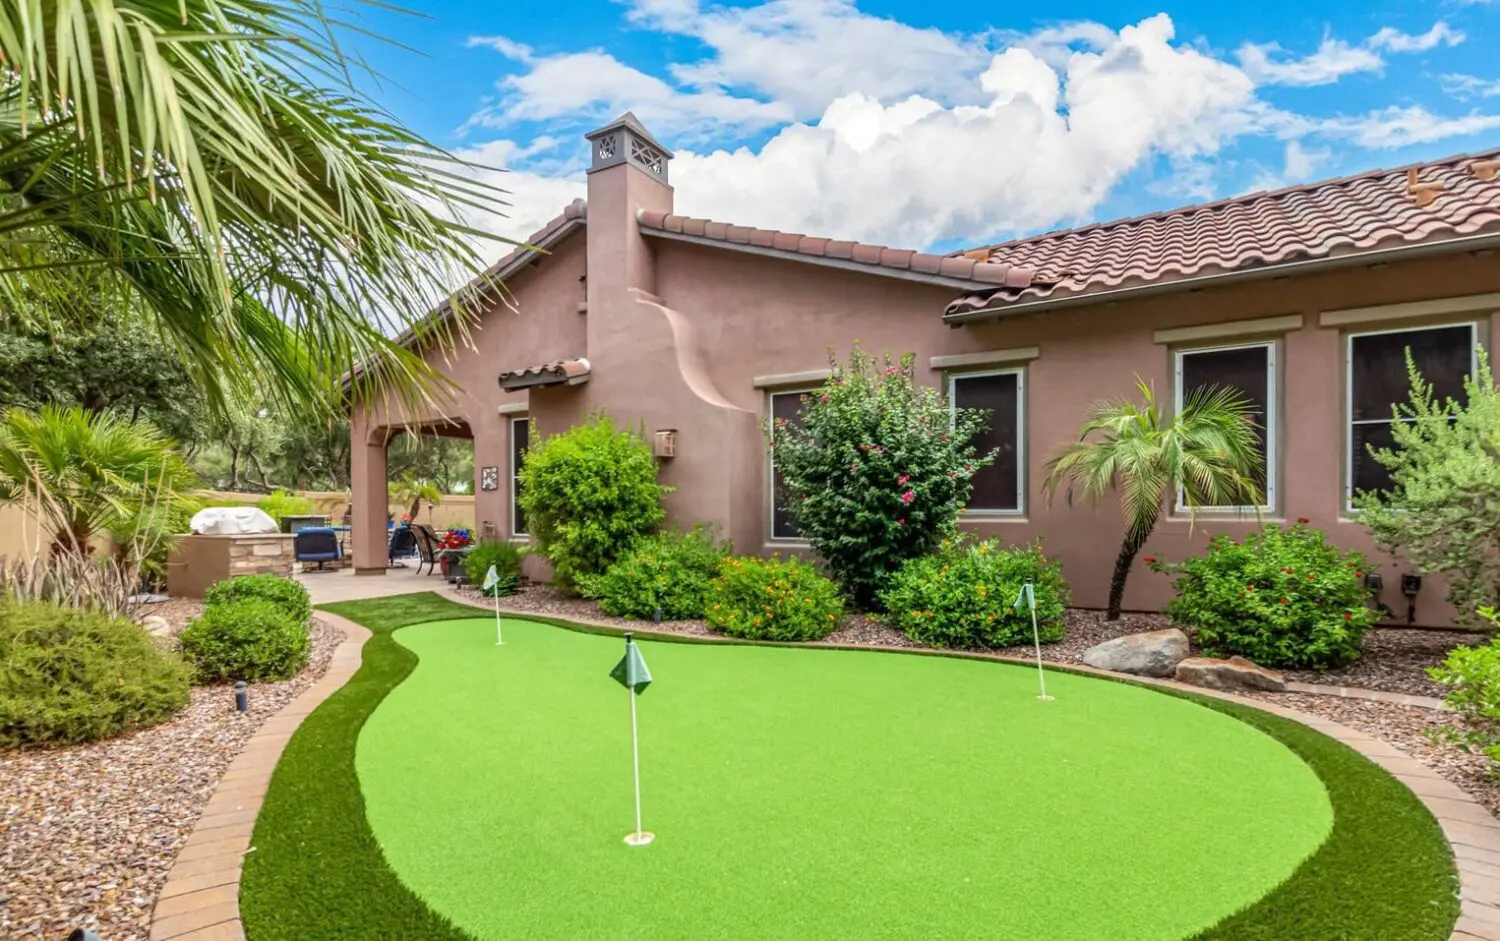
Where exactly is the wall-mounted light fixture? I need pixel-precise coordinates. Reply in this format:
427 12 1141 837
652 429 678 459
1363 572 1395 620
1401 574 1423 625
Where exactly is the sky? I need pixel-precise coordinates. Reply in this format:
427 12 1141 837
341 0 1500 256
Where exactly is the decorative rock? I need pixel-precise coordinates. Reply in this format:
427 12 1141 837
1174 656 1286 692
1082 628 1190 677
138 615 171 638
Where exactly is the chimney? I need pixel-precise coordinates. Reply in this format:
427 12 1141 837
584 111 673 185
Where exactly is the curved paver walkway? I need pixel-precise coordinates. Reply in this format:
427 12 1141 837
146 614 371 941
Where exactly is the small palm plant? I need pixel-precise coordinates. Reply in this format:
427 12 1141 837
0 406 199 556
1043 380 1264 620
393 474 444 522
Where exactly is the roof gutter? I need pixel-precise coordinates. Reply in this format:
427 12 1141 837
943 231 1500 325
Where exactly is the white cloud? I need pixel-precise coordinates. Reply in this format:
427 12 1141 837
1317 105 1500 148
467 35 536 63
1244 140 1333 192
1238 38 1383 87
1368 22 1465 53
448 139 586 247
1443 73 1500 100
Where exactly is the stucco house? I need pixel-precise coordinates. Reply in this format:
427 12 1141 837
349 113 1500 627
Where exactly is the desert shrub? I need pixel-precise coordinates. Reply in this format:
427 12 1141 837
705 555 843 641
515 414 669 586
0 601 190 747
1149 522 1377 669
1357 347 1500 628
258 488 315 524
768 345 996 608
180 600 309 682
1428 608 1500 763
464 539 525 598
580 527 730 620
204 573 310 625
880 538 1068 649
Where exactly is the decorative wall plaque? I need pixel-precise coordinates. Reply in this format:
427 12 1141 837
480 466 500 491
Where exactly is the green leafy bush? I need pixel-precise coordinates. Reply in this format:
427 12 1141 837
204 574 310 625
258 488 315 524
0 601 190 747
580 527 730 620
880 538 1068 649
464 539 525 597
1428 608 1500 763
1149 522 1376 669
516 414 669 585
180 600 309 682
705 555 843 641
769 346 995 608
1357 348 1500 627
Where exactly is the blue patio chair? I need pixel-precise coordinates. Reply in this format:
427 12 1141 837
294 527 342 571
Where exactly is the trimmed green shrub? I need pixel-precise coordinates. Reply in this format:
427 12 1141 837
580 527 730 620
464 539 525 598
768 346 995 608
258 488 315 524
1428 608 1500 764
1149 522 1377 669
705 555 843 641
204 573 310 625
515 414 669 586
180 600 309 682
0 601 190 747
880 538 1068 649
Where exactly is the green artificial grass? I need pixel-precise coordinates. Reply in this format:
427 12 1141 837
239 592 1459 941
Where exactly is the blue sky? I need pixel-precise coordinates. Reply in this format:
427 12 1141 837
341 0 1500 254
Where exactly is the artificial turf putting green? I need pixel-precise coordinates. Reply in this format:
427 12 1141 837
355 616 1331 941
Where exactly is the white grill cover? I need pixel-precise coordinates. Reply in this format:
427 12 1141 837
189 506 279 535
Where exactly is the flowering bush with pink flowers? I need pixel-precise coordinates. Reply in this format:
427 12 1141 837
768 344 995 608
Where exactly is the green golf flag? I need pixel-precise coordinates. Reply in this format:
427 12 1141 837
482 564 500 593
610 636 653 695
1012 581 1035 613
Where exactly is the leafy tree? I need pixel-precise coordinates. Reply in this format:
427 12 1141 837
769 346 995 608
1043 380 1263 620
0 0 510 414
1357 348 1500 627
392 474 443 522
0 406 199 555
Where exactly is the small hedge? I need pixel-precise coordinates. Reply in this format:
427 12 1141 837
580 528 729 621
180 600 310 682
1150 522 1376 669
463 540 525 598
705 555 843 641
880 538 1069 649
0 601 190 748
205 574 311 625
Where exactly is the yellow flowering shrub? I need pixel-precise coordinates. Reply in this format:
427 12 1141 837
706 555 843 641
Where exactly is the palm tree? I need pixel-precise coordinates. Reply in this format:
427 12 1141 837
392 473 443 523
0 1 512 415
1043 381 1264 620
0 405 199 555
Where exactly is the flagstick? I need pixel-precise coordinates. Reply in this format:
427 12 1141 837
494 593 504 645
629 684 645 842
1028 587 1053 702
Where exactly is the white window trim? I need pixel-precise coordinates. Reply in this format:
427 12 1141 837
767 388 818 543
509 415 529 538
949 367 1027 516
1344 321 1479 512
1172 340 1277 515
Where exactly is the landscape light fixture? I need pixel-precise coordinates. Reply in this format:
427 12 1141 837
235 680 248 714
67 930 103 941
1401 574 1423 625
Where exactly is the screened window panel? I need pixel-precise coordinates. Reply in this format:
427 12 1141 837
769 392 807 539
1179 345 1270 505
953 373 1020 512
511 418 529 536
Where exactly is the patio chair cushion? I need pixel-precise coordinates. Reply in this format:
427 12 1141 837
294 527 342 562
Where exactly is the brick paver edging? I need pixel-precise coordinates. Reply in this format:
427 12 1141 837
444 587 1499 940
146 614 371 941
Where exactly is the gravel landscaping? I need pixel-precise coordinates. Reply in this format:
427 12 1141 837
0 616 341 941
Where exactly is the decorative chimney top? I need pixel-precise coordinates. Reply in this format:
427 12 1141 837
584 112 672 184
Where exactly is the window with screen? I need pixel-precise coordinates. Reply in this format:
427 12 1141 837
949 370 1023 513
1348 323 1475 505
510 417 529 537
767 390 811 540
1175 342 1275 509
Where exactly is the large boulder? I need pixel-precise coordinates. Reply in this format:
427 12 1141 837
1081 629 1189 678
1174 656 1286 692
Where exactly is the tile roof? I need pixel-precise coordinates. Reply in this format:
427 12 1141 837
497 357 592 391
635 209 1037 288
944 150 1500 319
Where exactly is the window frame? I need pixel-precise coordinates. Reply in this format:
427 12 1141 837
948 366 1027 517
1172 339 1278 515
766 387 818 543
1344 320 1479 512
509 415 529 538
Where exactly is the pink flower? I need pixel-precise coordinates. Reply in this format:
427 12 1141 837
897 517 905 526
819 394 829 403
885 365 900 375
897 474 910 484
901 489 916 505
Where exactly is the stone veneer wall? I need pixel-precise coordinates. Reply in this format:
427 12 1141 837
167 534 296 598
